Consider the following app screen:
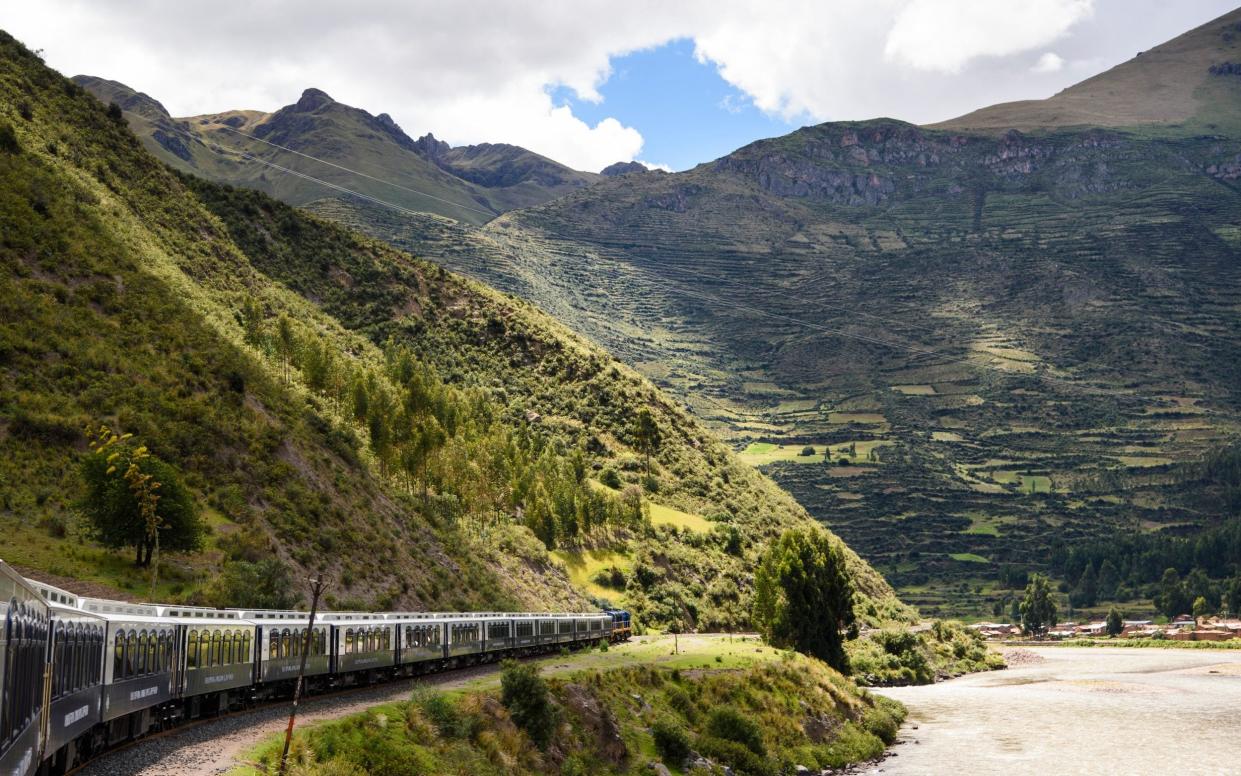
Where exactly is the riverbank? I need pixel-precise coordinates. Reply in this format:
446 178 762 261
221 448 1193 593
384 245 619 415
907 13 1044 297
229 634 905 775
871 646 1241 775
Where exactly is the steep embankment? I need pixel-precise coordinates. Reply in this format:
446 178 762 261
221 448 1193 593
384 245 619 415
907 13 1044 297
0 31 897 626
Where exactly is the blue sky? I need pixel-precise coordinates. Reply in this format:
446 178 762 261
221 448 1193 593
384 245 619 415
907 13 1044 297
551 39 802 171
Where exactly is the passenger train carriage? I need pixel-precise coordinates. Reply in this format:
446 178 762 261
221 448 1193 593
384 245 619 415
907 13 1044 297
0 561 629 776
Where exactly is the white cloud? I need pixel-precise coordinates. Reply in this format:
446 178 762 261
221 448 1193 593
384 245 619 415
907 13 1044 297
3 0 1196 172
638 160 673 172
884 0 1093 73
1032 52 1066 73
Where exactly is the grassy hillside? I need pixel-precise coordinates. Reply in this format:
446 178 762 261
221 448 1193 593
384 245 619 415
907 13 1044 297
239 636 905 776
0 31 897 627
73 77 598 225
934 8 1241 135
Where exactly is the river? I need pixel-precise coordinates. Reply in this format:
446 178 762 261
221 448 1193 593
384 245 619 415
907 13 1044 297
869 647 1241 776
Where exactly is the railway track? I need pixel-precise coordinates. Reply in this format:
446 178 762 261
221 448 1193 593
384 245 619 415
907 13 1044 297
72 660 512 776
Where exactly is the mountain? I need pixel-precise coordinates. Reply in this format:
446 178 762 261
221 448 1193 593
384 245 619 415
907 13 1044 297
71 77 600 225
1 31 898 626
935 8 1241 134
319 11 1241 617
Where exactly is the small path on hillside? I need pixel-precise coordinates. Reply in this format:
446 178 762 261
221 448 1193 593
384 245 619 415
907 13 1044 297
76 634 763 776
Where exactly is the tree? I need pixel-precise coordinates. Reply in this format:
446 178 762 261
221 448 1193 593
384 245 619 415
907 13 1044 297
276 313 296 384
633 407 659 478
500 660 555 748
80 426 201 567
1019 574 1057 638
1192 596 1210 619
1155 568 1190 619
1071 562 1097 608
202 559 298 609
752 527 855 671
1227 577 1241 619
799 445 816 457
1106 606 1124 637
1097 559 1120 601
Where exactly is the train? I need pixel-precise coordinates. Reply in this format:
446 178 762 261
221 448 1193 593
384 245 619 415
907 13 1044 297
0 561 632 776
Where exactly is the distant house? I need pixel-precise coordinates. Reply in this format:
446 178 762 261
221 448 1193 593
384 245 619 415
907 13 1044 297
1171 615 1196 629
1079 621 1108 636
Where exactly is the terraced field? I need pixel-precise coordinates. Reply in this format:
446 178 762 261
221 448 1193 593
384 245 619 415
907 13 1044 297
329 120 1241 616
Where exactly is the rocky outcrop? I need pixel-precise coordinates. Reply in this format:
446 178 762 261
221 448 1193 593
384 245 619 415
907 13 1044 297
602 161 648 176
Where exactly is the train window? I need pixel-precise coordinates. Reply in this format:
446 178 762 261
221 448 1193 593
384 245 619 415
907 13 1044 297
208 630 220 667
282 628 293 658
188 629 199 668
241 631 251 663
159 631 168 672
225 631 236 665
384 628 392 650
139 631 150 675
269 631 279 659
126 631 137 677
558 620 571 634
114 631 125 678
53 622 65 697
516 621 534 638
146 630 157 674
345 628 354 655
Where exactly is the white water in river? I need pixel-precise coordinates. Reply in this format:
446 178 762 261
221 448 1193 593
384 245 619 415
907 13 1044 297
869 647 1241 776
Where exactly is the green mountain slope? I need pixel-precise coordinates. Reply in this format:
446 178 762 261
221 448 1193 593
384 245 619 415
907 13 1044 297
0 31 896 627
934 8 1241 135
315 15 1241 617
72 77 600 225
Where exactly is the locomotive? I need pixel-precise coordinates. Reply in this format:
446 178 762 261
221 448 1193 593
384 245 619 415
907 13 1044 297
0 560 632 775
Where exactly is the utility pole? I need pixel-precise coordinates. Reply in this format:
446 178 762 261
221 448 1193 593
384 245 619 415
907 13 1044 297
278 574 327 776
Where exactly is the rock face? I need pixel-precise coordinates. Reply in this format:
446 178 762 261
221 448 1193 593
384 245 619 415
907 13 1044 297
293 87 333 112
601 160 649 176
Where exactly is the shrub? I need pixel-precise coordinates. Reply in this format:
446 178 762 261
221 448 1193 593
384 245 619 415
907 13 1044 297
696 735 774 776
414 688 469 739
651 716 691 765
705 706 765 756
500 660 555 748
0 123 18 154
799 445 816 456
600 467 622 489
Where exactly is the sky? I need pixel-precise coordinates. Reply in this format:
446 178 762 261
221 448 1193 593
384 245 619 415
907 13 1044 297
2 0 1237 172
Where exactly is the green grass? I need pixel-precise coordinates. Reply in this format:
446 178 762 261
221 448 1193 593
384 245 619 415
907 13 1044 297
949 553 990 564
551 549 632 602
647 502 713 533
738 440 892 467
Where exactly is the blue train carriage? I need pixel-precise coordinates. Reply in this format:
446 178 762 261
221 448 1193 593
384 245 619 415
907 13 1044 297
75 598 174 747
152 606 256 717
322 613 394 682
0 562 50 776
40 585 106 775
604 608 631 641
234 610 330 693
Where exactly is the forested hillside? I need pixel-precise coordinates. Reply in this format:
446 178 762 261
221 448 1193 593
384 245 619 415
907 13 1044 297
0 31 898 627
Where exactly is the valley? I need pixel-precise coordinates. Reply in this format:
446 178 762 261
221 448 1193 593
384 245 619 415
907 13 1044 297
69 8 1241 617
